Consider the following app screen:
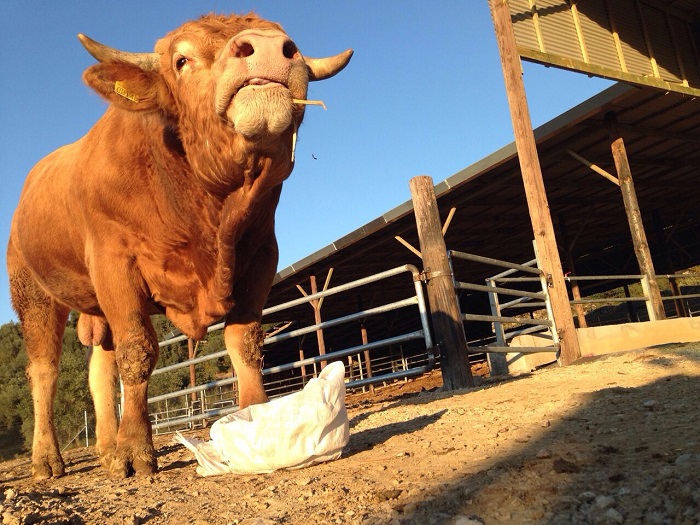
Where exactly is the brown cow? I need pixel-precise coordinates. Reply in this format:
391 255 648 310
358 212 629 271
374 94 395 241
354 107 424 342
6 13 352 479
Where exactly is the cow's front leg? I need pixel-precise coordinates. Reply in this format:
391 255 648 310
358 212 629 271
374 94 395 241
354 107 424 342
92 259 158 478
223 234 277 408
224 319 268 408
105 314 159 478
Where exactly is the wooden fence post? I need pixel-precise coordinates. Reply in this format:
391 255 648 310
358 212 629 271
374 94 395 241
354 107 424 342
187 338 197 402
410 176 474 390
360 325 374 393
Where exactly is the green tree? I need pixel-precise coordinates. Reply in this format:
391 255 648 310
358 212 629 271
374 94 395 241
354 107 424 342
53 312 91 450
0 322 30 458
0 313 237 460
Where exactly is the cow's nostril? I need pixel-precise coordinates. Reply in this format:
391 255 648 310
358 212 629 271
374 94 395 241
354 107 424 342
283 40 299 59
232 40 254 58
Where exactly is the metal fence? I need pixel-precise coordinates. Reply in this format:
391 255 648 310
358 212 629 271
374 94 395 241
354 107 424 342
567 272 700 325
448 250 559 375
449 248 700 369
148 264 435 432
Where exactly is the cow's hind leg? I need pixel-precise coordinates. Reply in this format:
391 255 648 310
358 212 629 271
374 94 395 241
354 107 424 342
80 315 119 469
8 251 69 479
88 342 119 469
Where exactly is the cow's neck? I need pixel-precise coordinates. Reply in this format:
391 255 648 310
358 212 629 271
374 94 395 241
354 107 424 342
142 113 292 334
207 151 288 315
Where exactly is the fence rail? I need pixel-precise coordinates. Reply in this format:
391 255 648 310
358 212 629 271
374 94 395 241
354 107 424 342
148 264 435 432
448 251 559 369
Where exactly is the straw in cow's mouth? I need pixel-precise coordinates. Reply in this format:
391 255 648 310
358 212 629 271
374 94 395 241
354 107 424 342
292 99 327 110
290 99 326 162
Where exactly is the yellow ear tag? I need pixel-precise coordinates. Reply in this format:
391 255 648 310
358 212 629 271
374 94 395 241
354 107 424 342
114 81 139 103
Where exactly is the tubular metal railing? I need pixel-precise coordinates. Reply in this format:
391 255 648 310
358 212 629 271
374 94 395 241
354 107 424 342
148 264 435 431
449 251 559 358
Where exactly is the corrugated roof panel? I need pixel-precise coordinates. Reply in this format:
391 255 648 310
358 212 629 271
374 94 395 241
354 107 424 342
577 0 622 71
640 3 683 82
605 1 656 78
508 0 700 94
668 16 700 85
510 0 543 52
535 0 584 60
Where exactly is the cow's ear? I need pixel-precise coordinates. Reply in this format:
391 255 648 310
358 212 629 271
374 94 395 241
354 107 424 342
83 63 172 113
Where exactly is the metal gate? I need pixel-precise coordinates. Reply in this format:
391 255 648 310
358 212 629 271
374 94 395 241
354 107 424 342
448 250 559 373
148 264 435 432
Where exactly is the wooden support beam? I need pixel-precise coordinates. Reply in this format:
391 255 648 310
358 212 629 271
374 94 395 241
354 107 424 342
395 235 422 259
558 215 588 329
442 207 457 235
490 0 581 366
566 149 620 186
410 175 473 390
309 274 328 368
360 325 374 393
605 112 666 321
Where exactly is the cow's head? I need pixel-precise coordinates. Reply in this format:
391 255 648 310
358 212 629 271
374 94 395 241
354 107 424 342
80 13 352 192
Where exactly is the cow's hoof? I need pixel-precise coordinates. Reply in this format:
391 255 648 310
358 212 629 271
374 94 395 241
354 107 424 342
104 446 157 479
32 454 65 480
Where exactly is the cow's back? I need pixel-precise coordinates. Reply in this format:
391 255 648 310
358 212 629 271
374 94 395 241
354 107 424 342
10 132 107 312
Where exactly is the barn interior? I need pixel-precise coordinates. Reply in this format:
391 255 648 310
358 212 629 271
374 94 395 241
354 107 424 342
259 81 700 371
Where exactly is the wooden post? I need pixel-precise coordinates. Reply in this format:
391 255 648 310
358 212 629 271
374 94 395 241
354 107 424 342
623 284 637 322
605 112 665 321
299 348 307 384
558 215 588 328
410 176 473 390
486 278 509 376
652 209 686 317
310 274 327 368
361 324 374 393
490 0 581 365
187 338 197 402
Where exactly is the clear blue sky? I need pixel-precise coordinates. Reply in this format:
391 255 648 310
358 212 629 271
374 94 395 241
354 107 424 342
0 2 613 324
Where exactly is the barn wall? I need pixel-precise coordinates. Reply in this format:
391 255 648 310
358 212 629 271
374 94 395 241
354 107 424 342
505 317 700 373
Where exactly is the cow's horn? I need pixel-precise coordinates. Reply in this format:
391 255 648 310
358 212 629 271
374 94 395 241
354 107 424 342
78 34 160 72
305 49 354 81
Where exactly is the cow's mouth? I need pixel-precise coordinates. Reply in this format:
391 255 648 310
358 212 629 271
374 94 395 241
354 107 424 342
229 78 288 107
223 78 295 138
240 78 285 90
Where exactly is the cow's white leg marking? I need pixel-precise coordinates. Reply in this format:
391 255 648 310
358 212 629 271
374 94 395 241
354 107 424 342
88 343 119 467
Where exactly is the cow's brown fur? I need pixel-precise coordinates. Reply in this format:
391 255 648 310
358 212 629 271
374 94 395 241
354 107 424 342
7 13 351 479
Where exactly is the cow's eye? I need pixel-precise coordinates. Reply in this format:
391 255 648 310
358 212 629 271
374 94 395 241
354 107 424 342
175 56 189 72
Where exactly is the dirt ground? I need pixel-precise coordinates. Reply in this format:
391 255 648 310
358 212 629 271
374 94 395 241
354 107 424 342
1 342 699 525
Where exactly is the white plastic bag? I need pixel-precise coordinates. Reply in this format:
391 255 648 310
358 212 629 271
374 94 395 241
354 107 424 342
174 361 349 476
